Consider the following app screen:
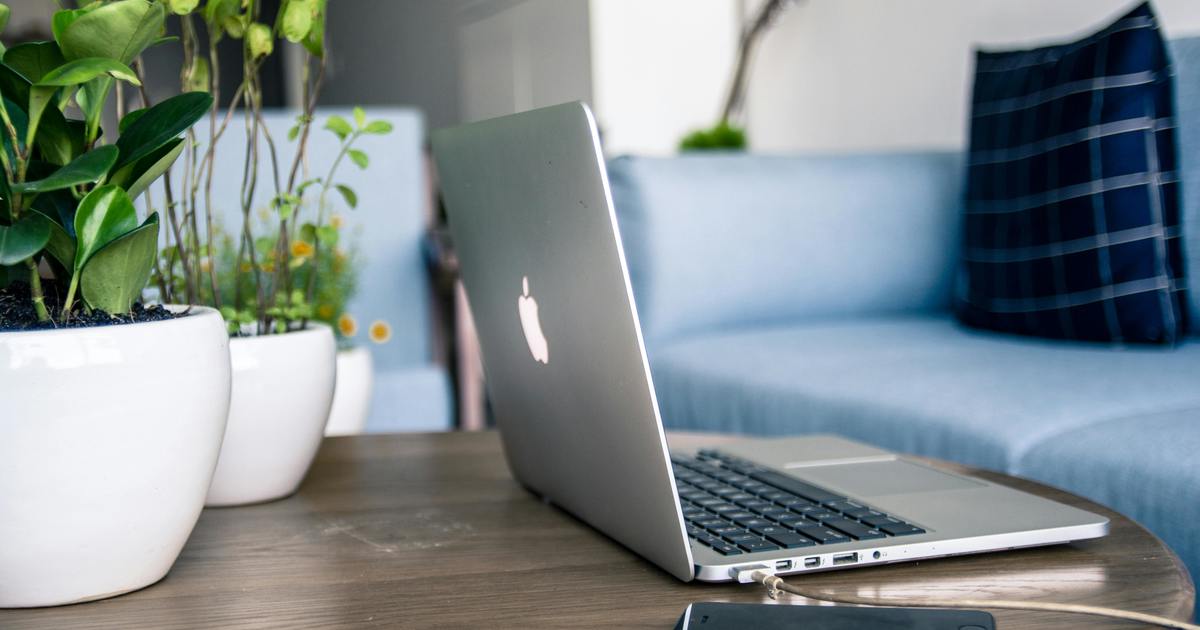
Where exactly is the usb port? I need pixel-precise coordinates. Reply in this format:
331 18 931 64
775 560 792 571
832 552 858 565
803 557 821 568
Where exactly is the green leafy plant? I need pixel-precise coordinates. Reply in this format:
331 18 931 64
0 0 212 325
149 0 392 337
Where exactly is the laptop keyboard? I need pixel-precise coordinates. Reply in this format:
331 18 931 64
673 449 926 556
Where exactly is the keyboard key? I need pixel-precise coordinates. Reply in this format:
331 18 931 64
807 510 841 522
682 507 705 518
844 508 887 520
748 525 790 537
738 539 781 553
725 511 755 521
878 522 926 537
686 526 705 538
725 532 761 543
707 503 739 514
762 531 816 549
711 486 740 497
773 513 807 526
733 517 774 530
824 518 887 540
695 518 726 529
759 491 796 503
794 525 851 545
733 497 765 508
726 493 755 503
750 471 846 504
758 506 789 517
825 500 866 513
711 526 743 536
863 515 905 528
738 482 772 494
710 542 743 555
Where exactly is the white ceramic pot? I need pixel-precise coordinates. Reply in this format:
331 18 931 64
206 324 336 507
0 307 231 608
325 345 374 436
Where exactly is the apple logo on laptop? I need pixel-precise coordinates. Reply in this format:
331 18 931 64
518 276 549 364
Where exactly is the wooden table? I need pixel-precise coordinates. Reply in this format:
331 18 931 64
2 431 1193 629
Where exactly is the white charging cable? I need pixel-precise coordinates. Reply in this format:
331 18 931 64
731 566 1200 629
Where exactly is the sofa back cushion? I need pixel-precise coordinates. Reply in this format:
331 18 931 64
607 152 964 345
1170 36 1200 333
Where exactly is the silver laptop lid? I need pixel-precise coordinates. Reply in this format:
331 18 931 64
432 102 694 580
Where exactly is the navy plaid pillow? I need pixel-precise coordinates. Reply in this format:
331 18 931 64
958 2 1187 343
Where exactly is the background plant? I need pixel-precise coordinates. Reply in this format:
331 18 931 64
0 0 211 324
149 0 390 336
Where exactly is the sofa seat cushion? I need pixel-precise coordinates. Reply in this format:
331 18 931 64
1016 410 1200 617
650 314 1200 472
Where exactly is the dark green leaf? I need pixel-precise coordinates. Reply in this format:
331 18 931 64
0 62 30 106
81 212 157 314
335 184 357 209
12 145 118 194
31 189 77 236
34 208 75 271
0 213 50 265
72 184 138 275
324 114 350 140
36 57 140 87
364 120 393 135
113 91 212 170
4 42 66 83
56 0 166 64
118 107 146 134
110 136 184 200
348 149 368 169
33 103 77 166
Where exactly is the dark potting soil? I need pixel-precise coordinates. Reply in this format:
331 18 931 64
0 281 181 332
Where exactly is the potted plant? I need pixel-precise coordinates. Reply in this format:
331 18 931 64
150 0 389 505
0 0 226 608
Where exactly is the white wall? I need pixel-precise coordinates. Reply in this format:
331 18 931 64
458 0 593 123
744 0 1200 153
589 0 740 155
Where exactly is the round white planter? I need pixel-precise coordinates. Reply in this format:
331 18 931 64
325 345 374 436
0 306 231 608
206 324 336 507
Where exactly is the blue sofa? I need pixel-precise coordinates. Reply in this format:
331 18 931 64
608 37 1200 610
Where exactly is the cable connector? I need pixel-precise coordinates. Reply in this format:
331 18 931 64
729 564 773 584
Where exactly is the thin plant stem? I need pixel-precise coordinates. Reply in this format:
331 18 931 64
25 259 49 322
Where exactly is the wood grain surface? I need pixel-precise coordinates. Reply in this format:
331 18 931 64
1 431 1193 629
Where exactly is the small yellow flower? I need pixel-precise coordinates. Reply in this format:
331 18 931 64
240 262 253 273
338 313 358 337
316 304 335 320
261 261 275 273
290 241 314 258
368 320 392 344
330 214 344 229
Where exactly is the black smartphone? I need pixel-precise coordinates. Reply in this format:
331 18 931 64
674 602 995 629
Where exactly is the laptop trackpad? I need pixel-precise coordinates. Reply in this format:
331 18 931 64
796 460 983 497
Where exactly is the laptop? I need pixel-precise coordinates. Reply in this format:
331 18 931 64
430 102 1109 583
